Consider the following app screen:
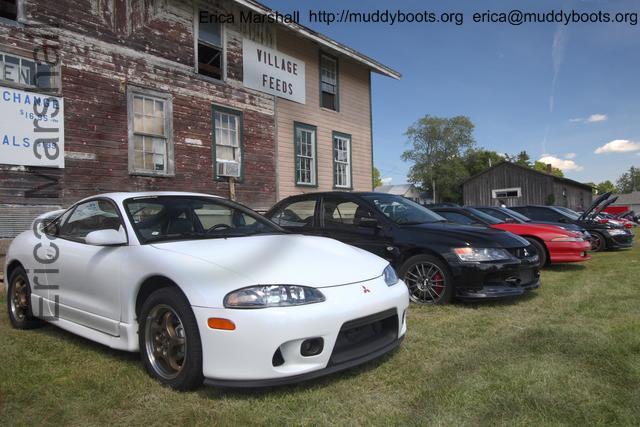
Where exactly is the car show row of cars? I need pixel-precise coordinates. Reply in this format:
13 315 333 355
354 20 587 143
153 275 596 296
4 190 634 390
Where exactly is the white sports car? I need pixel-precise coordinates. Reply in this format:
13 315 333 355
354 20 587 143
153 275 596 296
5 192 409 390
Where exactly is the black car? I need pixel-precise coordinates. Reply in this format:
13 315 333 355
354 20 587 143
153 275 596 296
510 192 634 252
265 192 540 304
472 206 591 239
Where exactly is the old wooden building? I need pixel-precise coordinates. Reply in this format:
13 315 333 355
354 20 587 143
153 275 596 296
462 162 593 210
0 0 399 239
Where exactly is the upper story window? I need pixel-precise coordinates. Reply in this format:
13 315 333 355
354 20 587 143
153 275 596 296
0 0 17 21
320 53 338 111
333 132 351 189
294 122 317 187
213 107 243 179
197 13 223 80
127 87 174 176
0 51 59 91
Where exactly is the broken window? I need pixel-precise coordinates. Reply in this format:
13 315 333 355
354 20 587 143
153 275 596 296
0 0 17 21
198 15 223 80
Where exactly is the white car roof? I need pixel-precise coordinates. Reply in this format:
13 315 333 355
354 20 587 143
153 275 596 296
76 191 225 205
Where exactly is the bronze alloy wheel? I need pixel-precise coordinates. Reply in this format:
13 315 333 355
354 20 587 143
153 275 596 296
10 277 30 321
144 304 187 380
404 262 447 304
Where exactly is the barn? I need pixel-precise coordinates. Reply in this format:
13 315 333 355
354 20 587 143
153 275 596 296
462 162 593 210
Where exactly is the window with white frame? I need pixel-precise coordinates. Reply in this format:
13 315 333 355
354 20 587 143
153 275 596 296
333 133 351 188
214 108 242 179
128 89 173 175
320 53 338 110
491 187 521 199
295 123 317 186
197 12 223 80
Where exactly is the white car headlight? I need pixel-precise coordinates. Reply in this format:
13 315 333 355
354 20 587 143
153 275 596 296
454 247 512 262
607 229 626 236
224 285 325 309
383 264 399 286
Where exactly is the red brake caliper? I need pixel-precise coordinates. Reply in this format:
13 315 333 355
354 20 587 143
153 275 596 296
431 272 444 296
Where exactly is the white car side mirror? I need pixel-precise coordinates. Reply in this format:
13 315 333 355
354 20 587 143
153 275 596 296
85 228 127 246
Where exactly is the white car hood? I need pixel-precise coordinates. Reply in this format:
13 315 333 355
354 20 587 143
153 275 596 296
150 234 387 288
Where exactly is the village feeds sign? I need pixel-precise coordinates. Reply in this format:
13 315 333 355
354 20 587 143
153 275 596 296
0 85 64 168
242 38 305 104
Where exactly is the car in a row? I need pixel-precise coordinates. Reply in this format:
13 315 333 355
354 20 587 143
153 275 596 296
5 190 630 390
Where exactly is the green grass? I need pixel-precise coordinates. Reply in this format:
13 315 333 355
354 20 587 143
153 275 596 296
1 243 639 426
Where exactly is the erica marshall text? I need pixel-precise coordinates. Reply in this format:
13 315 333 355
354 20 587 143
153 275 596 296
199 10 300 25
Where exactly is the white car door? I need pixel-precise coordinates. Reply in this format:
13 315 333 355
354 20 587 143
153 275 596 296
45 198 129 336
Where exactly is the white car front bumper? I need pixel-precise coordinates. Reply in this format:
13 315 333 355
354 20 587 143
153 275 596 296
192 276 409 387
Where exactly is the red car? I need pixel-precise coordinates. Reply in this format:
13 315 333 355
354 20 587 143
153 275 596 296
431 207 591 266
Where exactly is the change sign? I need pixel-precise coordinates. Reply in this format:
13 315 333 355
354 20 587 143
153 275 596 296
0 85 64 168
242 39 305 104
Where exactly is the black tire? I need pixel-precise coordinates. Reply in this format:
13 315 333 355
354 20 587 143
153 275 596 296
139 287 203 391
399 254 453 305
525 238 548 267
590 232 606 252
7 266 44 329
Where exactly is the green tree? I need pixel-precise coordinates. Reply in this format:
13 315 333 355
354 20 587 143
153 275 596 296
401 115 476 203
372 167 383 188
595 180 616 195
532 161 564 177
616 166 640 193
505 150 531 166
463 149 505 177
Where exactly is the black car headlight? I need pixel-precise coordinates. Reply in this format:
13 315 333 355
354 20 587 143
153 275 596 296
383 264 399 286
607 229 627 236
224 285 325 309
454 247 512 262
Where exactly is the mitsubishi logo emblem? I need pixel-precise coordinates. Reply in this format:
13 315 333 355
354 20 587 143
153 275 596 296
361 285 371 294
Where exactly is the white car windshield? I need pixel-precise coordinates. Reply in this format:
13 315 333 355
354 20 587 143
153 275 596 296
124 196 283 243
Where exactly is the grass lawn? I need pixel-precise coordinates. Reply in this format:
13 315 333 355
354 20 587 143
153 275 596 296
1 243 639 426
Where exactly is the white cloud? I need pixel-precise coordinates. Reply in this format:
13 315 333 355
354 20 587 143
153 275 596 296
587 114 607 122
538 155 584 172
570 113 608 123
594 139 640 154
564 152 576 159
381 176 393 185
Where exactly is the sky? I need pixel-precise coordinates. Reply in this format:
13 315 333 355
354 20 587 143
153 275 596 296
265 0 640 186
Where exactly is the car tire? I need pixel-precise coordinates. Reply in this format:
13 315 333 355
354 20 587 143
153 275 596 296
525 238 548 267
399 254 453 305
139 287 204 391
7 266 44 330
590 231 606 252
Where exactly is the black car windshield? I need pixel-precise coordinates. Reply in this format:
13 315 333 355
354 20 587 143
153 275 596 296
124 196 283 243
503 208 532 222
362 194 446 225
464 208 504 225
552 206 581 220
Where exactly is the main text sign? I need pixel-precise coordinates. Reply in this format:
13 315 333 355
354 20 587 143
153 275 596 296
0 85 65 168
242 39 305 104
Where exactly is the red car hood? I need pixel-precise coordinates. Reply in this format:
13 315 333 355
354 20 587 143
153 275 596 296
491 223 579 239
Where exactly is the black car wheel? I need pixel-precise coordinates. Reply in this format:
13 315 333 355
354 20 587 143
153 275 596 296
139 287 204 391
590 232 606 252
525 238 548 267
400 254 453 305
7 266 43 330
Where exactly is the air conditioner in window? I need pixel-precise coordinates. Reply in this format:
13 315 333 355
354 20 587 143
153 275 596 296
217 160 240 178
